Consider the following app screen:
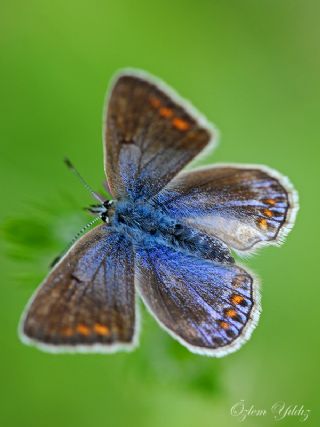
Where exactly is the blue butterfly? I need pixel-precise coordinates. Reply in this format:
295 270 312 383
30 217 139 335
19 70 298 356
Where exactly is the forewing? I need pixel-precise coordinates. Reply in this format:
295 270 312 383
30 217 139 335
135 240 259 356
20 225 137 353
154 164 298 254
104 71 215 200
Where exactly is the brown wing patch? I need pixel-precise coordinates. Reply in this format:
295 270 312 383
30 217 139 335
105 72 214 199
20 226 137 351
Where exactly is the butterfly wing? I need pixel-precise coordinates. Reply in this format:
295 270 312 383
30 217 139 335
135 239 259 356
104 70 216 200
20 225 137 353
154 164 298 254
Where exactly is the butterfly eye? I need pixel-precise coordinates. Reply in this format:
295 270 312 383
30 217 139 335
84 200 114 223
100 200 114 222
103 200 114 208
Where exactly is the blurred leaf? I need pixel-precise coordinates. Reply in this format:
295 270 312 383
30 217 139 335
124 307 223 396
2 218 52 248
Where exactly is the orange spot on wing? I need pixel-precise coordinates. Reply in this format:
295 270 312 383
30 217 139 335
258 218 268 230
149 96 161 108
225 309 237 318
76 324 90 336
231 294 245 305
264 198 276 206
159 107 173 118
172 117 190 131
94 323 110 336
219 321 229 330
263 208 273 217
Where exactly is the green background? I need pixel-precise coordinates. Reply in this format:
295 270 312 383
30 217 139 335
1 1 318 426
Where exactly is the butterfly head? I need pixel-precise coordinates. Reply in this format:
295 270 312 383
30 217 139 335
86 200 114 224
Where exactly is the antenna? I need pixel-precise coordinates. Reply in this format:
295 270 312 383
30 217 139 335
50 216 101 267
64 157 105 203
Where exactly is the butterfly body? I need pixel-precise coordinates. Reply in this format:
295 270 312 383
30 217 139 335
108 199 234 264
19 70 298 356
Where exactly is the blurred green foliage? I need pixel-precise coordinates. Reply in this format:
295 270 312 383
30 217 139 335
0 1 319 426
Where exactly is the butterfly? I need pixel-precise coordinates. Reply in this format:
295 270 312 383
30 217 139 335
19 70 298 356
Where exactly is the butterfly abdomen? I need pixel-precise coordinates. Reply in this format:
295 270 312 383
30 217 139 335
178 227 234 264
111 200 233 264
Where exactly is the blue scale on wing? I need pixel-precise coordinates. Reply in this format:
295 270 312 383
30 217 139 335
135 239 255 351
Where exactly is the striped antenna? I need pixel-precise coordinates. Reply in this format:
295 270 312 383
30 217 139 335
50 216 101 268
64 158 105 203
